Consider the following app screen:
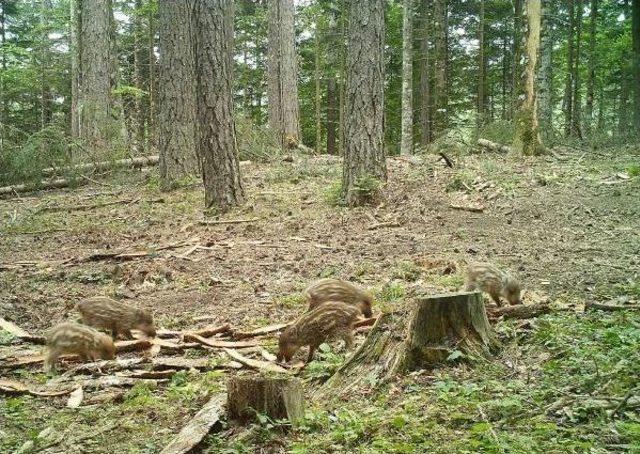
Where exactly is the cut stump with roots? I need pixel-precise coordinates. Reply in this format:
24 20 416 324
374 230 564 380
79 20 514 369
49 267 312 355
227 376 304 426
322 292 500 396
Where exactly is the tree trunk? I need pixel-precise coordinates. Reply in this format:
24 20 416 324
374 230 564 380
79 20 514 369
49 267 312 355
314 14 322 154
158 0 199 189
0 0 6 148
39 0 52 130
323 292 500 396
477 0 486 129
341 0 386 206
585 0 598 135
633 0 640 132
227 376 304 426
133 0 146 154
511 0 523 120
514 0 544 155
538 0 554 137
327 78 337 155
501 31 508 120
194 0 244 212
563 0 575 137
267 0 300 149
418 0 432 146
433 0 448 135
70 0 80 140
401 0 414 155
147 4 157 150
78 0 117 156
572 0 583 138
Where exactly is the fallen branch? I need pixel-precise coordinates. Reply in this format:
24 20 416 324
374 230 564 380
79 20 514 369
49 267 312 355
367 222 401 231
160 393 226 454
189 323 232 338
50 358 147 383
224 349 288 374
585 301 640 312
0 318 31 337
37 197 165 214
41 155 160 177
449 203 485 213
487 302 552 320
478 138 512 153
183 333 257 349
0 379 73 397
0 178 75 197
121 369 179 380
439 152 455 168
151 357 240 371
79 376 168 390
198 217 260 226
353 316 379 329
66 387 84 408
115 339 153 353
234 323 289 340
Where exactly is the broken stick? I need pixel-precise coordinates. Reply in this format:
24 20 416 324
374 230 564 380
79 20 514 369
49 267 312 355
224 349 288 374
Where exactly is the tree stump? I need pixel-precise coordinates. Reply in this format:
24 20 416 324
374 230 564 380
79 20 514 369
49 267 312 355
323 292 500 396
227 376 304 426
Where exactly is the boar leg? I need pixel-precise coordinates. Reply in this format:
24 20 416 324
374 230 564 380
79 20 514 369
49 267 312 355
44 349 59 373
489 292 503 307
122 329 134 340
464 279 476 291
339 329 355 350
306 343 319 363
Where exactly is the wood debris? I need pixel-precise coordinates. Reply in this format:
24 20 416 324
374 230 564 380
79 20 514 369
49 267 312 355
234 323 289 339
183 333 257 349
224 349 288 374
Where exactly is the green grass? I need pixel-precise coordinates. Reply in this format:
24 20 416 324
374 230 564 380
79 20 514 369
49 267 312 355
285 310 640 453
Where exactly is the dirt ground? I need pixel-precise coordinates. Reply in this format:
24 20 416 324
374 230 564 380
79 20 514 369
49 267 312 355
1 149 638 452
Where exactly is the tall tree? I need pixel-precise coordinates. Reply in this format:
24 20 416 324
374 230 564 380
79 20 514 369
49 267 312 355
314 13 322 154
77 0 118 155
477 0 487 128
342 0 386 206
572 0 583 137
433 0 448 135
633 0 640 132
585 0 598 134
326 6 340 155
401 0 414 155
158 0 199 189
418 0 432 145
512 0 524 119
538 0 554 135
70 0 80 139
267 0 300 149
194 0 244 211
563 0 576 137
514 0 543 155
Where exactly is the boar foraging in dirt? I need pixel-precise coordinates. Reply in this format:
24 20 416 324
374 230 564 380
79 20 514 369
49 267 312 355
44 322 116 372
76 296 156 339
305 278 374 317
277 301 361 364
465 262 522 307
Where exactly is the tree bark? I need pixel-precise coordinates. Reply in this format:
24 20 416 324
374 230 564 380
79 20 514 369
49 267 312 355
418 0 432 145
572 0 583 138
514 0 544 155
267 0 300 149
147 4 157 150
194 0 244 212
511 0 524 120
477 0 487 129
315 14 322 154
158 0 199 189
133 0 147 154
341 0 387 206
77 0 117 156
585 0 598 135
538 0 554 136
633 0 640 132
433 0 448 135
227 376 304 426
563 0 575 137
401 0 414 155
323 292 500 396
327 78 337 155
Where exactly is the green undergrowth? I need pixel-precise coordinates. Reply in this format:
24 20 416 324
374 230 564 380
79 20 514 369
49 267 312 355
237 309 640 453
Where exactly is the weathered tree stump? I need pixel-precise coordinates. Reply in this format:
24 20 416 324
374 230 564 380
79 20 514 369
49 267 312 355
323 292 500 395
227 376 304 426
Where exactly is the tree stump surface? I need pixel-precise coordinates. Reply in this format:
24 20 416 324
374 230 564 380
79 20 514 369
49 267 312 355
227 376 304 426
322 291 500 397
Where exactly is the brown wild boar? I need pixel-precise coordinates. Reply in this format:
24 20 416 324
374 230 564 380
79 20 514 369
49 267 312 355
304 278 373 317
465 262 522 307
76 296 156 339
44 322 116 372
277 301 360 364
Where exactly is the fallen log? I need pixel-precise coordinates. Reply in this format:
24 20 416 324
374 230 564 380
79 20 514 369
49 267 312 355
0 379 73 397
585 301 640 312
183 333 257 349
115 339 153 353
449 203 485 213
41 155 160 177
0 178 74 196
160 393 226 454
151 357 241 371
234 323 289 340
323 292 499 396
227 376 304 426
51 358 147 381
367 222 401 231
120 369 178 380
224 349 288 374
487 302 552 320
37 197 165 214
198 217 261 226
79 376 168 390
477 138 513 153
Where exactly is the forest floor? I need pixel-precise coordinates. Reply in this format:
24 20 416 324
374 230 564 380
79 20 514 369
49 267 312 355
1 148 639 453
